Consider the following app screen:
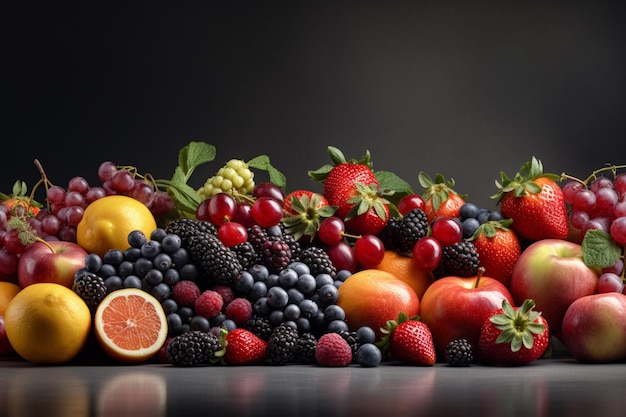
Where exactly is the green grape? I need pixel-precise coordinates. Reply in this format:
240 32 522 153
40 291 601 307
198 159 255 199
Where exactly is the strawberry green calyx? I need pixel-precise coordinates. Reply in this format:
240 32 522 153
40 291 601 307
418 172 467 213
490 156 560 203
281 192 336 241
308 146 373 183
344 182 394 222
469 218 513 240
376 311 418 356
490 299 546 352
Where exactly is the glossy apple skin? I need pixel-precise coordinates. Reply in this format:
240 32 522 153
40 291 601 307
509 239 599 337
420 275 514 358
17 240 88 288
561 292 626 363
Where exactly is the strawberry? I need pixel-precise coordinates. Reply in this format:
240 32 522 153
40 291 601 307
309 146 393 236
419 172 467 223
469 219 521 287
222 328 268 365
491 156 569 241
281 190 336 241
477 298 550 366
377 312 436 366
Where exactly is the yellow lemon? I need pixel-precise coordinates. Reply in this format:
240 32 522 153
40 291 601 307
4 282 91 363
76 195 157 257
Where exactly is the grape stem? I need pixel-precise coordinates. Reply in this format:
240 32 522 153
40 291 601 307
560 164 626 186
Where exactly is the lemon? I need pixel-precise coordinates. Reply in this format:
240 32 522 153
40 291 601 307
4 282 91 363
76 195 157 257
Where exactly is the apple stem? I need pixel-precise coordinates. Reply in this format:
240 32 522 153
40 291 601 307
474 267 485 288
35 237 57 254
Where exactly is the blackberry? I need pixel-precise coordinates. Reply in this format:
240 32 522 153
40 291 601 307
293 332 318 364
266 324 299 365
298 246 337 278
337 330 360 362
166 330 224 367
260 236 292 274
433 240 480 279
231 241 258 270
244 315 274 341
72 270 107 312
166 219 242 285
280 229 302 260
376 216 401 251
247 224 269 252
396 208 429 253
445 338 474 367
377 209 429 253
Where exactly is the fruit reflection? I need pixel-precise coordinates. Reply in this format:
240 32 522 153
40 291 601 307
95 371 167 417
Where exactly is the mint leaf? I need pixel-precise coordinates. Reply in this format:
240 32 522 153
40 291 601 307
375 170 414 205
581 229 622 269
177 141 216 182
247 155 287 192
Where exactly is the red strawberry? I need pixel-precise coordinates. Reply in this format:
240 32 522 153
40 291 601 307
469 219 521 287
281 190 335 241
477 298 550 366
309 147 392 235
491 156 569 241
419 172 467 223
377 312 436 366
222 328 268 365
314 332 353 367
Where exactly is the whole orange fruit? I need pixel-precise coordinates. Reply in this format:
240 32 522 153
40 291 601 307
0 281 21 316
337 269 420 340
373 250 434 299
4 282 91 363
76 195 157 257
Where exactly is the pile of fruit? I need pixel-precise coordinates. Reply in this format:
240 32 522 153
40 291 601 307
1 142 625 367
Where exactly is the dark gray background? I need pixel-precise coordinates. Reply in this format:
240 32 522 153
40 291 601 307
2 1 625 209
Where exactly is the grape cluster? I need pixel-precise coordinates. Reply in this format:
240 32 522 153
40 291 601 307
562 170 626 294
197 159 255 199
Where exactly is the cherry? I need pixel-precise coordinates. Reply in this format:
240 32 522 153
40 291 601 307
398 194 425 215
412 237 442 272
431 217 463 246
252 182 284 203
326 241 357 273
354 235 385 268
217 221 248 247
251 197 283 228
318 217 345 245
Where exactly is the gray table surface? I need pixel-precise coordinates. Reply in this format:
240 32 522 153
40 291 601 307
1 349 625 417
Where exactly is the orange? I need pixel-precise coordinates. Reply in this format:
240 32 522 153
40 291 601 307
373 250 435 299
94 288 168 363
337 269 420 340
4 282 91 363
76 195 157 257
0 281 21 316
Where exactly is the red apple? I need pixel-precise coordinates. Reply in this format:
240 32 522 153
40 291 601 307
17 240 88 288
509 238 599 337
419 270 514 357
561 292 626 363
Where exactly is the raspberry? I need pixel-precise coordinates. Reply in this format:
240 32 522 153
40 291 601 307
172 280 201 308
225 297 253 326
211 284 235 305
194 290 224 319
315 332 353 367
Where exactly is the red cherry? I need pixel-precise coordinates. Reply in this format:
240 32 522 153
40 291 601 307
217 222 248 247
398 194 425 215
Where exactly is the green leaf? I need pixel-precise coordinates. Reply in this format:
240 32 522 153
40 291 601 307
327 146 347 165
247 155 287 192
177 141 216 182
582 229 622 269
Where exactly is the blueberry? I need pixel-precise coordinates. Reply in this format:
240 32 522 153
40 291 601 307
295 273 316 295
141 240 162 258
326 319 348 333
103 249 124 266
356 343 382 367
150 228 167 242
127 230 148 248
462 217 481 239
84 253 102 273
459 203 480 220
278 268 299 288
318 283 339 305
234 270 254 294
161 233 182 252
299 299 319 319
356 326 377 344
323 304 345 322
178 263 199 281
287 261 310 276
266 286 289 309
488 210 504 221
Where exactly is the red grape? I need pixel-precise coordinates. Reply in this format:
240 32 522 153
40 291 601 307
354 234 385 268
412 237 442 272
